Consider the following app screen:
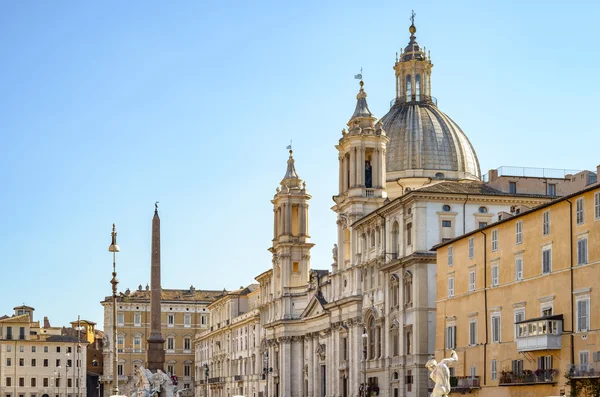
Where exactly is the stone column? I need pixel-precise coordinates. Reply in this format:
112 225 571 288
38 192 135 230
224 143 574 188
381 150 386 190
304 204 309 236
307 335 314 397
286 202 292 235
273 208 277 239
280 205 285 237
299 204 305 236
356 148 363 187
338 156 344 194
343 155 348 191
349 148 356 187
372 149 379 189
281 337 292 397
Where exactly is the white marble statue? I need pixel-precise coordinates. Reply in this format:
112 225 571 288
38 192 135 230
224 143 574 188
426 350 458 397
129 366 175 397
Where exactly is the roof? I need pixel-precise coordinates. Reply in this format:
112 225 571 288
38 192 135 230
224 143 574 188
349 83 374 121
433 182 600 249
415 181 555 199
102 288 225 303
46 335 89 343
0 314 30 323
352 180 553 228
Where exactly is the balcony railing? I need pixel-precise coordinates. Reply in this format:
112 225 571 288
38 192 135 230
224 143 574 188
428 376 480 391
234 375 243 381
365 188 374 198
499 370 557 386
208 377 225 384
516 314 563 352
568 364 600 378
390 96 438 108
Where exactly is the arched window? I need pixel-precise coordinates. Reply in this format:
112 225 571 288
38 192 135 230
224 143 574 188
391 221 400 258
390 274 400 308
390 318 400 357
361 233 367 255
406 75 412 100
415 74 421 101
404 271 413 307
368 316 376 359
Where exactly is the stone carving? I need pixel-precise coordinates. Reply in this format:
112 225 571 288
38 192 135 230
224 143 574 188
129 366 175 397
102 334 109 351
426 350 458 397
315 344 326 361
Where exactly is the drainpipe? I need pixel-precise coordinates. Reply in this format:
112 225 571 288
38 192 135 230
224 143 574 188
566 199 575 382
480 230 488 386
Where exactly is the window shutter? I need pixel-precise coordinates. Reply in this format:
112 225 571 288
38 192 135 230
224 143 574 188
453 326 457 348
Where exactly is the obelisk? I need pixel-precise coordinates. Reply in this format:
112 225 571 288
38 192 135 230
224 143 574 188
146 202 165 372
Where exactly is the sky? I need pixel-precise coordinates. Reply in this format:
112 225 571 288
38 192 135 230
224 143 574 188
0 0 599 329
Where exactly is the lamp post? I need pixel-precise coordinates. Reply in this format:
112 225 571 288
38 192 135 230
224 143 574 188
108 224 121 396
263 352 269 397
362 328 368 397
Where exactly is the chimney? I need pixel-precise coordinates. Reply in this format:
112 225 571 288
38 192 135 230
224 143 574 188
43 316 50 328
488 168 498 182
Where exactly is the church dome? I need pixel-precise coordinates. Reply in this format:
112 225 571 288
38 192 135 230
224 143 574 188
381 19 481 181
381 102 481 179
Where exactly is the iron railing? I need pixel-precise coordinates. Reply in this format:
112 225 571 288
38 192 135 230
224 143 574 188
483 166 582 182
390 96 438 108
499 369 557 385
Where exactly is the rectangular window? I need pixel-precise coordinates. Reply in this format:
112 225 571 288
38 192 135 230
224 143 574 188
492 264 499 286
543 211 550 235
118 364 123 376
514 310 525 339
468 237 474 259
19 345 24 352
512 359 523 374
580 351 590 371
6 377 11 387
448 246 453 266
445 325 456 349
56 346 60 353
577 299 590 332
43 378 49 387
133 336 142 353
491 359 497 380
491 229 498 252
44 346 48 353
547 183 556 196
168 314 175 325
515 257 523 281
167 337 175 350
117 335 124 353
515 221 522 244
470 366 476 378
491 314 501 343
167 364 175 375
117 313 124 326
542 246 552 274
578 238 588 265
442 220 452 228
56 359 60 367
184 364 191 377
134 312 142 326
184 313 191 326
448 276 455 298
406 223 412 246
6 358 10 366
43 359 48 367
509 182 517 194
479 221 488 228
469 270 475 292
31 359 36 367
576 198 585 225
184 337 191 350
31 346 36 353
19 358 24 366
469 320 477 346
6 326 12 340
595 192 600 220
201 314 207 326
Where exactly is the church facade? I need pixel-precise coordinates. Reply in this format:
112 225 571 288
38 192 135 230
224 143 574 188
194 19 558 397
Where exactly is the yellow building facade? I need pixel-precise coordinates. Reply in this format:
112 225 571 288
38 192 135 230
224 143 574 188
435 184 600 396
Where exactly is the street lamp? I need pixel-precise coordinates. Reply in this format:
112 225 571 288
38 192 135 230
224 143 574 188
362 328 368 397
204 364 209 397
108 224 121 397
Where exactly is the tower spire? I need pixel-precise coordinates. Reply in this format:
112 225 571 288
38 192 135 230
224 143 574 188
281 148 302 189
146 204 165 372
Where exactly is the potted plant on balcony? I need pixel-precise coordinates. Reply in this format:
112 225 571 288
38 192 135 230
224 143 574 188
547 368 557 380
370 386 380 396
523 369 534 383
500 370 513 384
535 369 546 382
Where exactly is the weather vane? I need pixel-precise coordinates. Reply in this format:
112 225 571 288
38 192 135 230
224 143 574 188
155 201 159 212
410 10 416 25
354 67 363 80
286 140 292 151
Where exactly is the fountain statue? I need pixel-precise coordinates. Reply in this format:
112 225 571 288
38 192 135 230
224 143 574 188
129 366 176 397
426 350 458 397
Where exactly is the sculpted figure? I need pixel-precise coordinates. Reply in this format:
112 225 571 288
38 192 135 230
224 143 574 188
426 350 458 397
332 244 338 264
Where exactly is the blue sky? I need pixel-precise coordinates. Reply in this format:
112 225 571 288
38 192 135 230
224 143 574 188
1 1 598 328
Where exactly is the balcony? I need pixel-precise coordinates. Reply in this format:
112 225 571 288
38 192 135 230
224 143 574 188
568 364 600 378
499 369 558 386
428 376 480 392
516 315 563 352
208 377 225 384
234 375 243 381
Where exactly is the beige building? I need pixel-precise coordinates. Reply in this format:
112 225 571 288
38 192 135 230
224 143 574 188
195 285 261 397
434 183 600 396
100 286 223 396
0 306 88 397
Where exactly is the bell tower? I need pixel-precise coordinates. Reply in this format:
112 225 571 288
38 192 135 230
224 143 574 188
332 80 389 275
269 149 314 319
